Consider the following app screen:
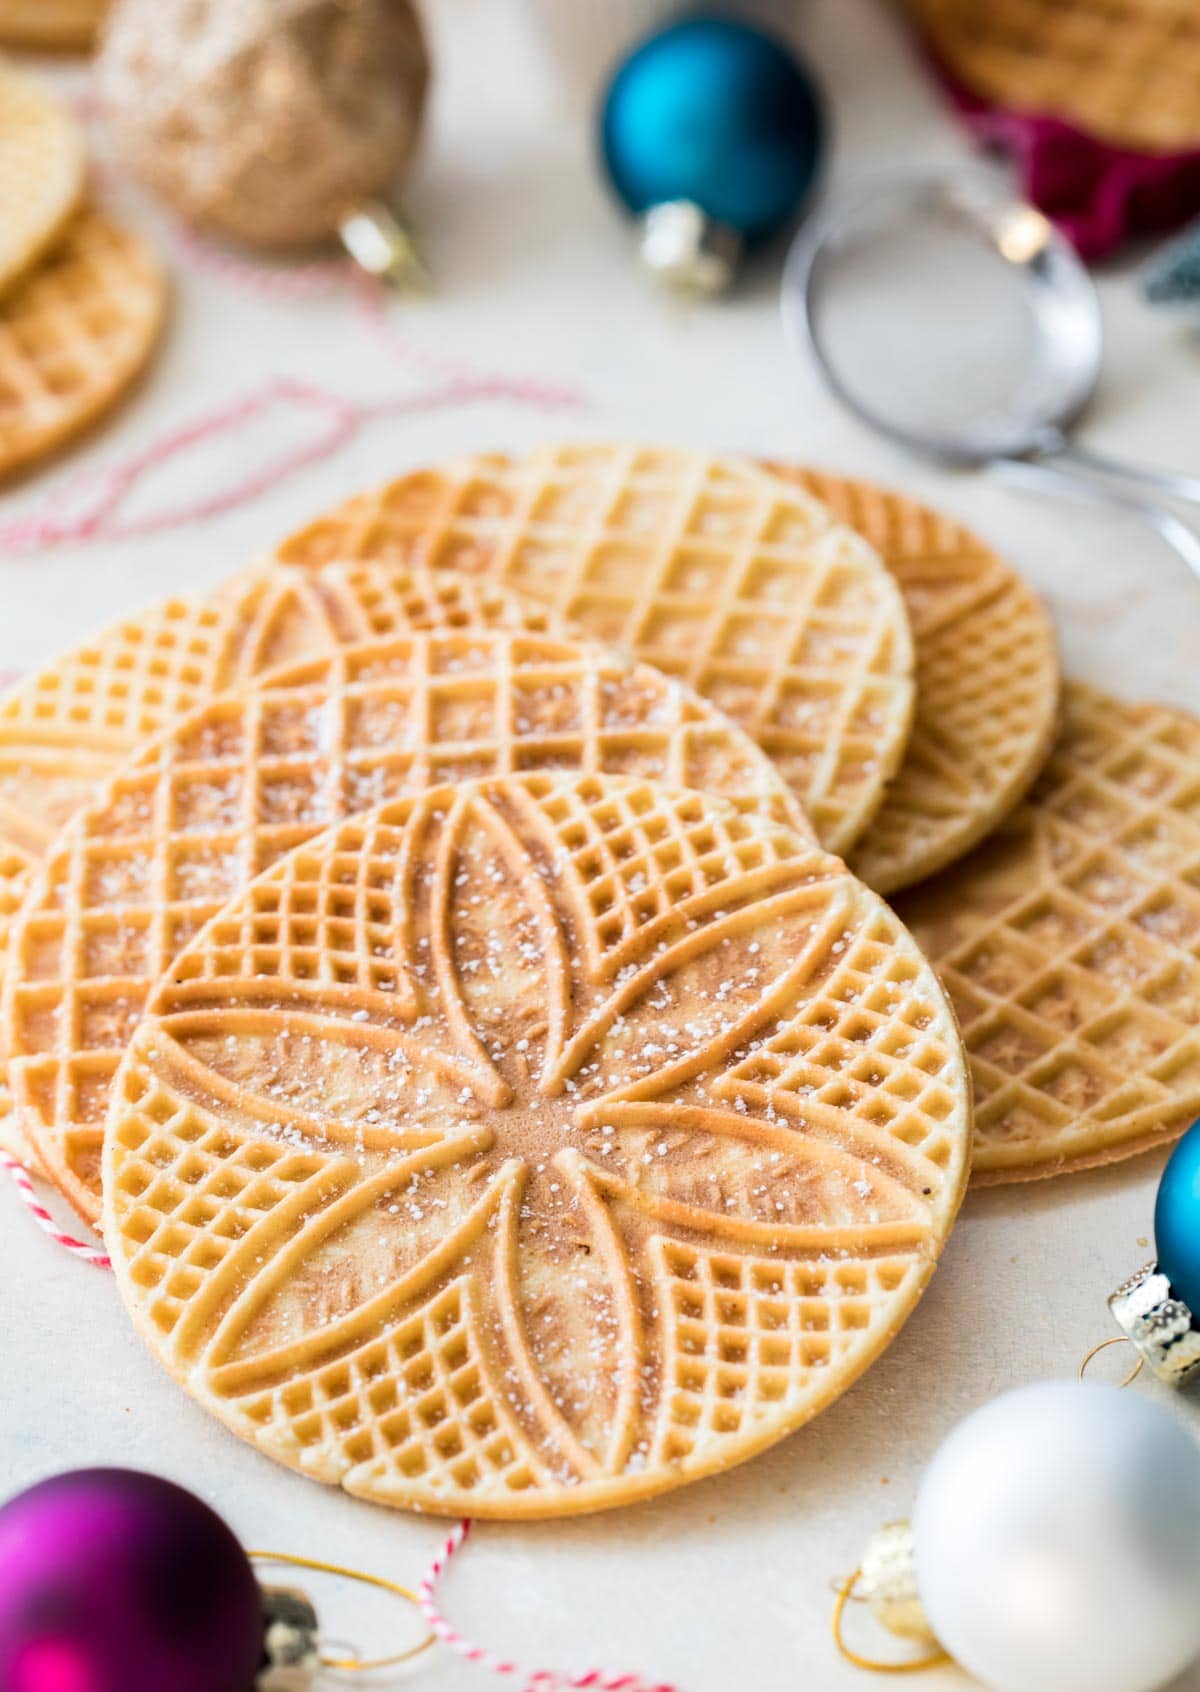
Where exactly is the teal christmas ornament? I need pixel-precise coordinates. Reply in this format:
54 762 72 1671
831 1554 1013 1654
1156 1121 1200 1319
600 13 825 294
1108 1116 1200 1387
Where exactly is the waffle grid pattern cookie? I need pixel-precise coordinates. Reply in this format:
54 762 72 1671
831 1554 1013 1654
0 561 553 885
0 563 558 1160
0 210 166 481
766 466 1059 894
274 445 916 857
0 593 265 862
103 774 970 1516
902 684 1200 1181
6 632 805 1222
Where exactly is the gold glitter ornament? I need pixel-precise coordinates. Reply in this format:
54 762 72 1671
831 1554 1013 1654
97 0 430 262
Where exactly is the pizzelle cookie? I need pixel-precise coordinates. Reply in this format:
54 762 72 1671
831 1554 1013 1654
0 209 167 482
0 839 31 1154
273 444 916 857
0 60 86 300
0 574 300 1158
103 772 970 1517
0 586 267 883
0 562 549 1159
0 560 549 890
901 684 1200 1183
906 0 1200 152
0 579 279 1159
0 0 107 48
764 466 1060 894
5 630 806 1222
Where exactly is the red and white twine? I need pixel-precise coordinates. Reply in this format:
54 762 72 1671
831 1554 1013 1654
0 1153 111 1268
0 187 586 558
418 1520 683 1692
0 346 583 557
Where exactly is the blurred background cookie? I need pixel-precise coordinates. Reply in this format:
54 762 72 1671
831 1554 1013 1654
0 59 84 299
0 210 166 482
0 0 108 50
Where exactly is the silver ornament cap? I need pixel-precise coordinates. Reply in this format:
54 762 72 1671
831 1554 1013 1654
638 202 742 296
257 1585 321 1690
1109 1262 1200 1386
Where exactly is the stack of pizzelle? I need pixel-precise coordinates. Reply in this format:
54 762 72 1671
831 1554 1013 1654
3 440 1188 1517
0 56 165 480
0 0 109 51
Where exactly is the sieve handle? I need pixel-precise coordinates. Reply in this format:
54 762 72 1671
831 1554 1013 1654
1032 431 1200 508
989 454 1200 584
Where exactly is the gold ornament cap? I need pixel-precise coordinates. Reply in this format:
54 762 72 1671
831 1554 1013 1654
339 201 429 289
859 1521 938 1644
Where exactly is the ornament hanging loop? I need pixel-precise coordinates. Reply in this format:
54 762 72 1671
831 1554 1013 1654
831 1570 951 1676
249 1550 435 1684
1078 1333 1145 1388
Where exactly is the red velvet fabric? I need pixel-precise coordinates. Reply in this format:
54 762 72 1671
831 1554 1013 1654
927 49 1200 261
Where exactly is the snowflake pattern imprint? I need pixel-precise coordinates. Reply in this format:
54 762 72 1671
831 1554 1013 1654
104 774 970 1517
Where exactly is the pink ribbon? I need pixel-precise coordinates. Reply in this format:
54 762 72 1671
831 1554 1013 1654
0 220 586 557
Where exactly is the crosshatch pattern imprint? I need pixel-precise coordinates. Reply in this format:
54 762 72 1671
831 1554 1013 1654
5 631 807 1222
906 0 1200 153
273 444 916 857
103 774 970 1517
0 211 166 481
0 559 550 880
764 466 1060 895
0 561 558 1159
902 684 1200 1182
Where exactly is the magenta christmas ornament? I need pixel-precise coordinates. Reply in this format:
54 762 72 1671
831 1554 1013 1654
0 1468 431 1690
0 1469 263 1692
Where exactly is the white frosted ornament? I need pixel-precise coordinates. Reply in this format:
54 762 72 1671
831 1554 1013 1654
97 0 429 252
912 1382 1200 1692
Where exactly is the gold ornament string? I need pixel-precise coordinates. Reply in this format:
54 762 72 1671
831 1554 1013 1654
1078 1334 1145 1388
248 1550 436 1672
831 1569 950 1675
